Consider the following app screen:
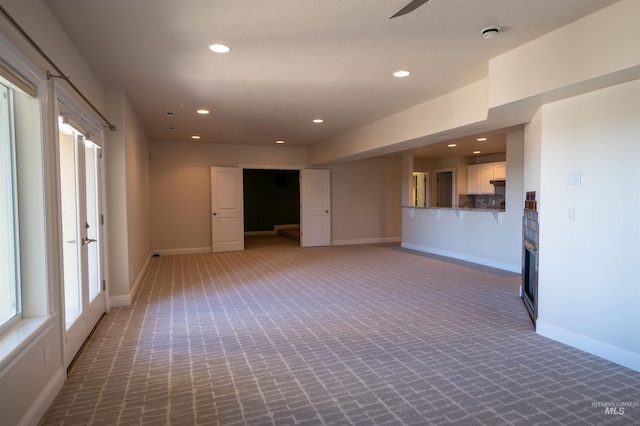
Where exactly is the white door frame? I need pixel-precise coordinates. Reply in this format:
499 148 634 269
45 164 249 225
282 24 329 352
55 86 107 369
219 165 331 248
56 118 106 368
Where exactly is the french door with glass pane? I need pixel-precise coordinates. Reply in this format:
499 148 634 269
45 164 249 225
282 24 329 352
58 120 105 368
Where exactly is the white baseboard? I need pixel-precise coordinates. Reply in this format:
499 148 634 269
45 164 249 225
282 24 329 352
536 321 640 373
21 366 64 426
153 247 212 256
333 236 402 246
109 295 131 308
129 251 153 303
109 250 155 307
400 242 521 273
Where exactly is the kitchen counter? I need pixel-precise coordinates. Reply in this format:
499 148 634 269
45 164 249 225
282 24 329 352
403 206 505 212
403 206 506 224
401 205 520 272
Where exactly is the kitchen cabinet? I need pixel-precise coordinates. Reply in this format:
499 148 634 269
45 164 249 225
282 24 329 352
467 166 482 194
494 163 506 180
467 161 506 194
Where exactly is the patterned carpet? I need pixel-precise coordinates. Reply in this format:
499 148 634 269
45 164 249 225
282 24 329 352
40 236 640 425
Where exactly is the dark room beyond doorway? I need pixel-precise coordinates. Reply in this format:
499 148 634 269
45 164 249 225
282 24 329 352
243 169 300 233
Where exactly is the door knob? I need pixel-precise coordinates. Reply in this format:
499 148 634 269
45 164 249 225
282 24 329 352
213 212 217 216
81 237 97 246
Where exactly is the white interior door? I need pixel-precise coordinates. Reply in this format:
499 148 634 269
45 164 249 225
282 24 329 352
300 169 331 247
59 122 105 368
211 167 244 252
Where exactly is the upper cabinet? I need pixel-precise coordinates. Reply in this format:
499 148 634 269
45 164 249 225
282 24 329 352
493 162 506 180
467 161 506 194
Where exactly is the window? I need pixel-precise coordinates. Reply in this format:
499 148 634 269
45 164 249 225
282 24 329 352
0 40 49 363
0 82 19 332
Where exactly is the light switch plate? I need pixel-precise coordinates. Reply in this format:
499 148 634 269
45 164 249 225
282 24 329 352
567 171 581 185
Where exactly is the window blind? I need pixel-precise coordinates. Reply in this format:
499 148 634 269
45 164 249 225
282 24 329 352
0 58 35 97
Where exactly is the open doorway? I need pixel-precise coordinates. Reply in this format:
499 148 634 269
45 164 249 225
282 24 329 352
243 169 301 239
412 172 428 207
211 167 331 250
432 170 454 208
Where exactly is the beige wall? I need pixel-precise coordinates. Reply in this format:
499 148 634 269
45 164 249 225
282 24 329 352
523 109 542 196
330 157 402 245
149 141 402 250
105 90 129 300
105 89 150 305
124 95 151 288
536 79 640 370
149 140 307 251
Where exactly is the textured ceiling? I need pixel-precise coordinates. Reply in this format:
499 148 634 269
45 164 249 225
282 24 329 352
44 0 617 157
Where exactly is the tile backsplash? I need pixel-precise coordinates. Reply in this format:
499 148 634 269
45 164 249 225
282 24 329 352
459 194 505 209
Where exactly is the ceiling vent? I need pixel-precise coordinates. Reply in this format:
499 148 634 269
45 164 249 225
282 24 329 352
481 26 500 39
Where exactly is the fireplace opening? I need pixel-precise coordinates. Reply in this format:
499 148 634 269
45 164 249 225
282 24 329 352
522 239 538 323
522 194 539 326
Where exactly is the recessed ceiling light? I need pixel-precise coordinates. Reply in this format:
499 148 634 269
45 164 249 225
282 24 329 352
393 70 411 78
447 144 457 147
191 135 201 140
473 151 482 154
196 109 210 114
276 140 285 144
477 137 487 141
312 119 324 123
209 43 230 53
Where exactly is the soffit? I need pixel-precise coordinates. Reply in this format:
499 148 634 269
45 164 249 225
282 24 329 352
43 0 617 149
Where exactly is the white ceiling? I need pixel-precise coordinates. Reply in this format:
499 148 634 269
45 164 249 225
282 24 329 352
44 0 617 158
